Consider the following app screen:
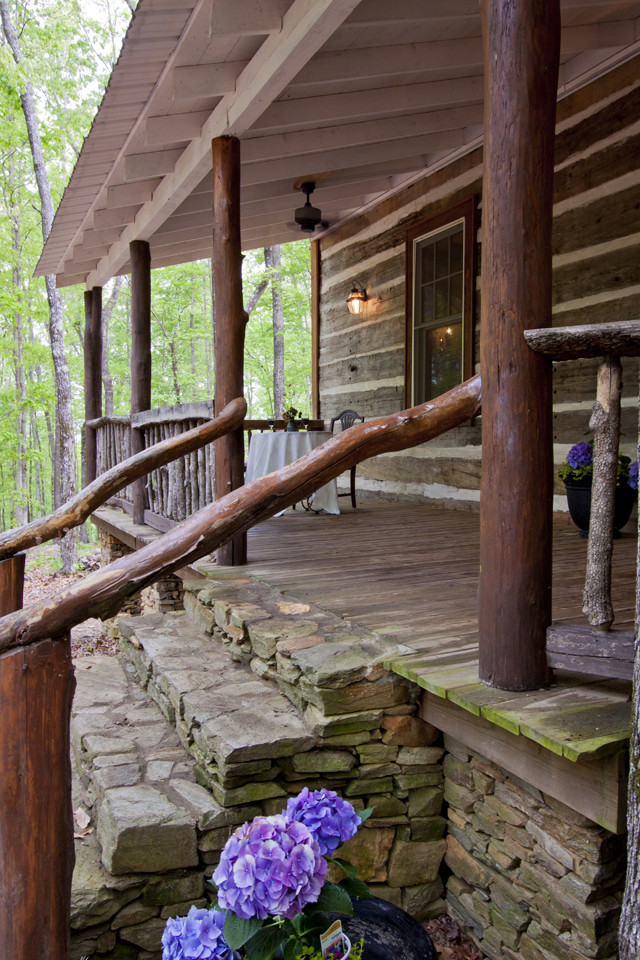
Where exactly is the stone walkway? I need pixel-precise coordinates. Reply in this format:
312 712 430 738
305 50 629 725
70 574 448 959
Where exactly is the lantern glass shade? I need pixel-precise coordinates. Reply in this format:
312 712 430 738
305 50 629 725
346 285 366 315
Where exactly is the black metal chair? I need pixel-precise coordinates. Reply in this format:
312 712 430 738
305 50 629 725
330 409 364 508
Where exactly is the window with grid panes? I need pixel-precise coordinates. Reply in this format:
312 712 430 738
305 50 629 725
405 199 475 406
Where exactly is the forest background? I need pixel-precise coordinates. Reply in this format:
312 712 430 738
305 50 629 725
0 0 312 562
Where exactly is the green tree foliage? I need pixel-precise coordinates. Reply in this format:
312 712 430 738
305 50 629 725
0 0 312 535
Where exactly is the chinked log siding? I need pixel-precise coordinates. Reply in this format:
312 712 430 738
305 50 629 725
318 58 640 509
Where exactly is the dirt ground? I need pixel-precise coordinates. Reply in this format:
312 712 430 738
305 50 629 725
23 542 118 657
23 542 483 960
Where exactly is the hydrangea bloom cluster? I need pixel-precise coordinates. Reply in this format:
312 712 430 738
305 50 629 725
629 461 638 490
213 814 327 920
161 905 235 960
567 442 593 469
285 787 361 857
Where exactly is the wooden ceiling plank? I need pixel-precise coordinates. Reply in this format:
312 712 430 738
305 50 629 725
242 105 484 162
46 0 205 277
293 37 483 87
240 127 467 187
85 0 362 287
254 76 484 133
561 20 637 53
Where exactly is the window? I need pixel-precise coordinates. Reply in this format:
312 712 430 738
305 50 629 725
405 199 475 406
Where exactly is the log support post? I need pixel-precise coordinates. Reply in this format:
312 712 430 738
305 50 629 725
130 240 152 525
84 287 103 486
0 554 75 960
212 135 247 565
582 357 622 629
478 0 560 690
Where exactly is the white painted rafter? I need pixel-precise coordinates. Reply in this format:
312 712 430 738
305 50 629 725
86 0 363 288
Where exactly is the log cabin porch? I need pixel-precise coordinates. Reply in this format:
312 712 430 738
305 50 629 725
93 493 635 835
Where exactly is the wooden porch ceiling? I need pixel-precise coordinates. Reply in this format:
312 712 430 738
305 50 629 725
37 0 640 289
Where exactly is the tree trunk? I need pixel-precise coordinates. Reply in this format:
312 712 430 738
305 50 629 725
101 276 122 418
8 156 28 527
1 0 77 573
265 245 285 417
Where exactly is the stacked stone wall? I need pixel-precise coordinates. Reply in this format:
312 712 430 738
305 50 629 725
442 735 626 960
99 531 142 615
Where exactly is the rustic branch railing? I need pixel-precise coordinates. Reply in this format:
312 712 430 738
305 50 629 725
0 375 481 652
92 403 325 531
0 399 246 562
525 318 640 679
90 414 132 499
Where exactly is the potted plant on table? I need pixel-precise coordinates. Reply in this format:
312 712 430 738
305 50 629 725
559 441 638 536
283 407 300 432
161 788 370 960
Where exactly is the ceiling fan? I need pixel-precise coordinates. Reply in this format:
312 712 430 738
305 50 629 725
293 181 324 233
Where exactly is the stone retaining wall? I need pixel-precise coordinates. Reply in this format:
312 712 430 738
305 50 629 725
442 735 626 960
72 567 628 960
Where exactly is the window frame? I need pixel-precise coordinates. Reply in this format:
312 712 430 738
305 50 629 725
405 197 476 408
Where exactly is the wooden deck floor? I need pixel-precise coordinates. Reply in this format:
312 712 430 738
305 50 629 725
241 498 637 659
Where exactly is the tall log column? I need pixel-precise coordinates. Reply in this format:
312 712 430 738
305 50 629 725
130 240 152 525
0 553 75 960
213 136 247 565
83 287 102 486
478 0 560 690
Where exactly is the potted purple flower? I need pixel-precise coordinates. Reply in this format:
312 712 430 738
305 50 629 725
162 788 370 960
559 442 638 536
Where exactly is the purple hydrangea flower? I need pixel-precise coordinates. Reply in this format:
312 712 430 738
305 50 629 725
213 814 327 920
567 442 593 470
629 461 638 491
285 788 361 857
161 906 235 960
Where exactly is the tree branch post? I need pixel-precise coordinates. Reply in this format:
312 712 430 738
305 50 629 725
130 240 152 525
0 550 74 960
478 0 559 690
582 357 622 629
212 136 247 565
84 287 102 486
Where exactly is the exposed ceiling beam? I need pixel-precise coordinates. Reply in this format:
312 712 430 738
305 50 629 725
107 179 162 208
86 0 363 288
209 0 290 35
125 149 185 182
171 64 241 101
146 111 210 145
50 0 209 276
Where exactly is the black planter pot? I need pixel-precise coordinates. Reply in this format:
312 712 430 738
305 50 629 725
328 897 437 960
564 479 636 537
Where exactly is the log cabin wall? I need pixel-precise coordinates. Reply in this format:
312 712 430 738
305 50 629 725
317 57 640 513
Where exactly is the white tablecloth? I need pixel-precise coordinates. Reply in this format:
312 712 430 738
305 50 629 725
245 431 339 514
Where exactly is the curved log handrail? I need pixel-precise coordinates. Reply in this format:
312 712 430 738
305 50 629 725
0 375 481 653
0 398 246 562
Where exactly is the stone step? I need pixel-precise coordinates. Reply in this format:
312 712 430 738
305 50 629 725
70 576 448 957
117 610 318 806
